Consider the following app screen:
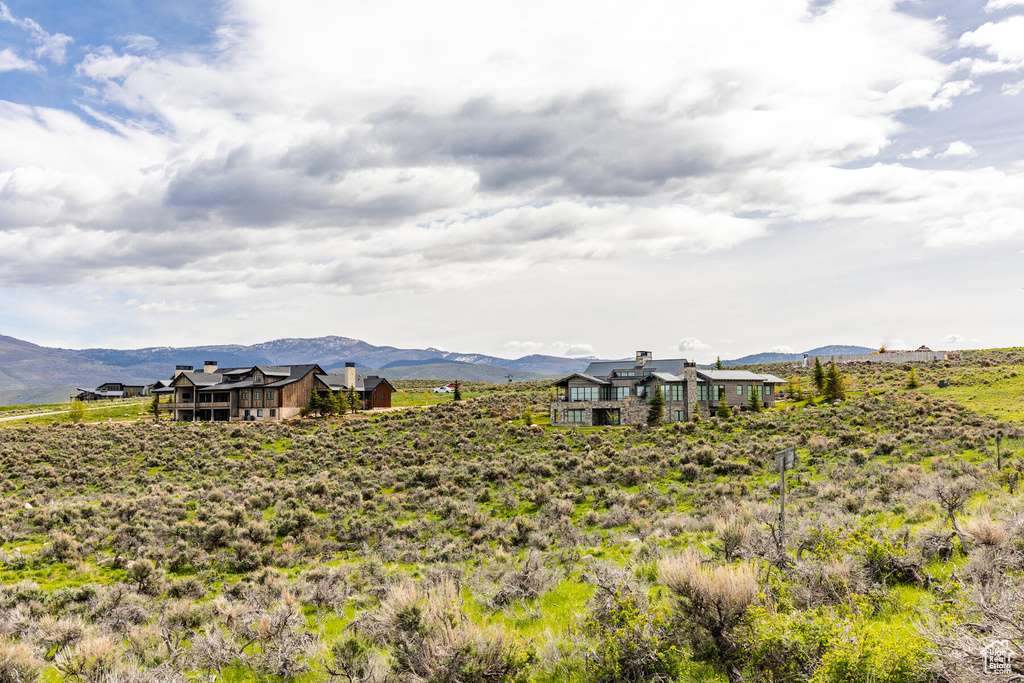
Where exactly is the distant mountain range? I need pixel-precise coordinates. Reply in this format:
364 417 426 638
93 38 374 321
0 333 879 405
720 345 876 366
0 334 593 405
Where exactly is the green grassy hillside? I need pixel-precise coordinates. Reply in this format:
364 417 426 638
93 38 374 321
0 352 1020 681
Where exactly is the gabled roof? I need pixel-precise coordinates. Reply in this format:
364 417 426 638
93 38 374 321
637 372 685 383
583 358 690 378
552 372 612 386
315 373 395 392
176 364 324 390
698 370 787 383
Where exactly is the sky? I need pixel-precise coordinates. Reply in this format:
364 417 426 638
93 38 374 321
1 0 1023 363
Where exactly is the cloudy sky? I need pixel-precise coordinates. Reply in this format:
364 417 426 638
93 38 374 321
1 0 1022 362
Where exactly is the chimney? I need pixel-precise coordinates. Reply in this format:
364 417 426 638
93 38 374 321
635 351 653 367
344 362 356 389
174 365 193 378
203 360 218 374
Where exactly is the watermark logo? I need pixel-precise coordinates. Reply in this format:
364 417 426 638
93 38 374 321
982 639 1014 676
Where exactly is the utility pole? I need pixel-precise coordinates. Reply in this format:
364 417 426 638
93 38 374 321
505 374 513 384
775 446 796 556
996 431 1003 471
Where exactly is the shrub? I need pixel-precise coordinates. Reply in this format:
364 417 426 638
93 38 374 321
659 553 758 673
0 638 42 683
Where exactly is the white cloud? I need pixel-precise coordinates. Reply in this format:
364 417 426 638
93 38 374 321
678 337 712 353
771 345 795 353
0 47 37 73
504 340 544 354
551 341 595 357
119 34 158 54
985 0 1024 11
1002 79 1024 94
935 140 978 158
960 16 1024 74
898 146 933 160
0 2 72 64
944 334 965 346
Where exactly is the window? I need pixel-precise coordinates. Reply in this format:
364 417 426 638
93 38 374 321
643 370 652 376
765 385 773 396
267 390 275 400
570 386 600 402
674 410 685 421
243 409 250 418
241 391 249 400
697 385 708 401
716 385 726 400
257 409 264 417
254 375 263 384
566 409 586 423
270 409 276 417
254 391 261 400
736 385 743 396
667 384 685 402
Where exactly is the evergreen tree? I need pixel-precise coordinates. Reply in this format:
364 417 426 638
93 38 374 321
326 391 342 415
453 381 462 401
715 389 731 418
306 389 322 417
749 385 762 412
692 403 702 422
523 406 533 425
906 368 920 389
715 356 724 370
149 394 160 420
812 358 825 393
823 362 846 402
787 376 805 402
647 386 665 426
346 387 359 413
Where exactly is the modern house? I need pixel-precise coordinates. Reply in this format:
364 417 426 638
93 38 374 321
550 351 787 427
159 361 394 422
74 382 147 401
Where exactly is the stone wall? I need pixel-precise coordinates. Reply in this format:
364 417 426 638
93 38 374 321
804 351 948 367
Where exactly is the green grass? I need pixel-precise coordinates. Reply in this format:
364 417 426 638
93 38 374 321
0 400 150 428
918 370 1024 420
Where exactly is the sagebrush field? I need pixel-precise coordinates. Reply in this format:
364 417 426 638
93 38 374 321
0 351 1022 682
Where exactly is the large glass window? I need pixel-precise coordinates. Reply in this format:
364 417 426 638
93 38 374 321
566 409 586 423
254 391 261 400
736 385 744 396
673 410 685 421
570 386 600 402
697 385 708 401
267 390 275 400
241 391 249 400
257 409 264 417
717 385 726 400
666 384 685 401
765 385 773 396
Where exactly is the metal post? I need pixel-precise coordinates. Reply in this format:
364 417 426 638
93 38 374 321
996 432 1003 471
779 460 786 553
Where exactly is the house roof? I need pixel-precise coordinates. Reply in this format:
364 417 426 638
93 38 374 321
551 372 612 386
698 370 788 383
582 358 690 377
178 364 323 390
637 372 685 383
315 373 394 392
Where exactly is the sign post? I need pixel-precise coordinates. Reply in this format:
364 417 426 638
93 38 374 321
996 432 1003 471
775 446 796 555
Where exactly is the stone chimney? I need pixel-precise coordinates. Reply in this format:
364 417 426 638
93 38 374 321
635 351 653 367
203 360 218 374
173 365 193 378
344 362 356 389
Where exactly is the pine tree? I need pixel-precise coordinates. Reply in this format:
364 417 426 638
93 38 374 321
326 391 342 415
453 381 462 401
149 394 160 420
346 387 359 413
823 362 846 402
906 368 920 389
812 358 825 393
306 389 322 417
715 356 724 370
787 376 805 402
749 385 762 412
716 388 731 418
647 386 665 426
